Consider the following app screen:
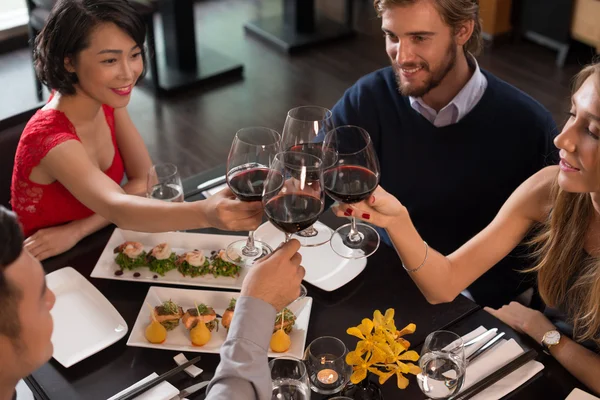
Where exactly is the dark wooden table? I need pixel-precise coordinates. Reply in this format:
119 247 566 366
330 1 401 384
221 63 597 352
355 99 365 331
23 170 584 400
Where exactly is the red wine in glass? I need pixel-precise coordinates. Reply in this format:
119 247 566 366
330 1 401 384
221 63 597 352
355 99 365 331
264 193 323 234
323 165 379 204
227 163 283 202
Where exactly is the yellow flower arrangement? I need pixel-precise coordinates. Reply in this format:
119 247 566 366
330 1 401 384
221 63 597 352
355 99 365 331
346 308 421 389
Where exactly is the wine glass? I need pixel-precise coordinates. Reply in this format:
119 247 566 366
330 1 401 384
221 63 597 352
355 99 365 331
323 126 381 259
225 127 280 267
263 151 325 303
146 163 184 202
280 105 335 247
270 356 311 400
417 331 466 399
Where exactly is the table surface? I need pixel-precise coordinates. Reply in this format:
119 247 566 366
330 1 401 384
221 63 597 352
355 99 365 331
25 170 586 400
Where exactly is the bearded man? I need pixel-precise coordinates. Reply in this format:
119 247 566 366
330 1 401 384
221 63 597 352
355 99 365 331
330 0 558 308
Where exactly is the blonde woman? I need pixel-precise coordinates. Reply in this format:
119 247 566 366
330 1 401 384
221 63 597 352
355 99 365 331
334 61 600 394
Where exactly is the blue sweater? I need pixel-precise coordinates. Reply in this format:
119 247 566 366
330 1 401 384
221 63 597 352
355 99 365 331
330 67 558 307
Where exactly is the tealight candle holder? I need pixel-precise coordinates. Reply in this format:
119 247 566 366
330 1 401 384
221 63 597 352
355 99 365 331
305 336 350 395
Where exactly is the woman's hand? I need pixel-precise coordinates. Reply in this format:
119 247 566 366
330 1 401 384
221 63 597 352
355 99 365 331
200 187 264 231
331 185 406 229
485 302 556 342
24 224 82 261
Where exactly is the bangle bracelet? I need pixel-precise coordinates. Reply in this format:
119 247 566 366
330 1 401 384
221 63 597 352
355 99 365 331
402 241 428 273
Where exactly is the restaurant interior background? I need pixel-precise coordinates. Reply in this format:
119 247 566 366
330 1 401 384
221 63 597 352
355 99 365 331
0 0 599 191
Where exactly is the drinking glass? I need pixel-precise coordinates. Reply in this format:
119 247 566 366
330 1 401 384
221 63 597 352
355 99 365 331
417 331 466 399
323 126 381 259
263 151 325 303
305 336 351 395
225 127 280 266
146 163 184 202
280 105 335 246
270 356 311 400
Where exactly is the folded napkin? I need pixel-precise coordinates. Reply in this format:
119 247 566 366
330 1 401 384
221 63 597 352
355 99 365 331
107 373 182 400
458 326 545 400
566 388 600 400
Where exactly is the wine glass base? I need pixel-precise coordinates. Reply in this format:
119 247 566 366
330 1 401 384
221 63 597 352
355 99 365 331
293 221 333 247
330 222 380 259
226 239 272 267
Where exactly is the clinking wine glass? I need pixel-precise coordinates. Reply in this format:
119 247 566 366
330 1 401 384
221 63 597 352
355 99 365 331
262 151 325 303
280 105 335 247
323 125 381 259
225 127 280 267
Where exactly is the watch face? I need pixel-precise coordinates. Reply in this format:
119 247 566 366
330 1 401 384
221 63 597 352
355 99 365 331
544 330 561 345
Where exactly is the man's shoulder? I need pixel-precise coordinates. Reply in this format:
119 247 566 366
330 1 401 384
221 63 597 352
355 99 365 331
482 70 552 119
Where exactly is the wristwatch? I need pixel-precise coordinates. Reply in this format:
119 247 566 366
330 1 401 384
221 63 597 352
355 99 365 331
541 329 561 353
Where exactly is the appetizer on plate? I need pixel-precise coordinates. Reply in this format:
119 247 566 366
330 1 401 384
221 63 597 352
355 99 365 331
114 241 146 270
221 298 237 330
183 303 218 347
152 300 183 331
209 249 242 278
274 308 296 334
182 303 219 332
270 308 295 353
147 243 177 276
145 312 168 344
176 250 210 277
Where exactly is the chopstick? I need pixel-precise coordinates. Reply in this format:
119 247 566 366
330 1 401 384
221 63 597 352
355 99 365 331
114 355 202 400
452 349 538 400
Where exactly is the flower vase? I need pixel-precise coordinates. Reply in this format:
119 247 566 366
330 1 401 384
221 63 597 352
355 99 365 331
340 374 384 400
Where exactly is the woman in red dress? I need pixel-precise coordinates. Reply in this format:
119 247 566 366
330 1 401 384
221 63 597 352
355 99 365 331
11 0 261 260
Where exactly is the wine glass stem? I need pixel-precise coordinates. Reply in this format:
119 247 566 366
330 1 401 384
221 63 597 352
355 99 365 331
242 231 260 257
348 217 363 243
285 233 293 243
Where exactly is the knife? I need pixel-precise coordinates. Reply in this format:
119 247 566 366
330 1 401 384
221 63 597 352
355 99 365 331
169 381 210 400
464 328 498 348
467 332 505 363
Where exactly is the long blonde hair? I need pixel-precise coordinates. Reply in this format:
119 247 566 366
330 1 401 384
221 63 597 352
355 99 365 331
529 61 600 345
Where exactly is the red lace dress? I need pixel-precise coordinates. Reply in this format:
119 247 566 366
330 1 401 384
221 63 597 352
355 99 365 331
11 105 125 237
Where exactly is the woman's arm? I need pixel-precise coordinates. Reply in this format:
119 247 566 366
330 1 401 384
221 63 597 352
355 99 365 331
486 302 600 395
24 176 158 260
333 166 557 304
40 139 262 233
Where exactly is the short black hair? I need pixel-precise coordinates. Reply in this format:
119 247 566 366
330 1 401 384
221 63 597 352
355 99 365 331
0 206 24 338
34 0 147 95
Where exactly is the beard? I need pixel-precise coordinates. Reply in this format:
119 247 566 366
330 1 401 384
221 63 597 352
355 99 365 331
393 41 457 98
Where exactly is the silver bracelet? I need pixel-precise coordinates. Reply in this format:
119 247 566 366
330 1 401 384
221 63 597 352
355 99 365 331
402 241 428 273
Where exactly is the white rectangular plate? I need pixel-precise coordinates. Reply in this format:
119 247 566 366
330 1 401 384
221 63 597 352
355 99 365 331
47 267 128 368
127 286 312 359
566 389 600 400
91 229 250 290
254 221 367 291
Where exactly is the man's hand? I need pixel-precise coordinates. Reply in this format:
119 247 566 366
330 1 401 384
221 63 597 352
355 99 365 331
241 240 305 312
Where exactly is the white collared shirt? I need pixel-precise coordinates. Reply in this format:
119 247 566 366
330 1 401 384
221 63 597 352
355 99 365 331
409 56 488 127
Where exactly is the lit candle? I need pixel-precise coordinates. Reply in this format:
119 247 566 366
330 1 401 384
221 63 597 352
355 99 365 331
317 368 339 385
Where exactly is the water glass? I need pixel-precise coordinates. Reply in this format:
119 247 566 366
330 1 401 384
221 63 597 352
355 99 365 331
270 356 311 400
146 163 183 202
305 336 350 395
417 331 466 399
